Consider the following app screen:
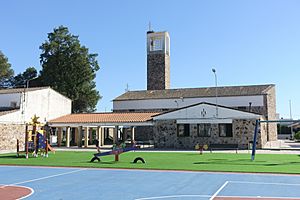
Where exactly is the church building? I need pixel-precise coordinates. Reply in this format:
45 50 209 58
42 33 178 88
112 30 277 149
49 30 277 149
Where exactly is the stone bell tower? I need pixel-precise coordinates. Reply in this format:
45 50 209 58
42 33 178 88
147 31 170 90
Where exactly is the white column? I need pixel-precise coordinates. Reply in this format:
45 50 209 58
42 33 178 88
97 126 103 146
131 126 135 143
66 127 70 147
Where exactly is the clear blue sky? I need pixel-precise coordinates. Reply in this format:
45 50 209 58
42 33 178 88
1 0 300 118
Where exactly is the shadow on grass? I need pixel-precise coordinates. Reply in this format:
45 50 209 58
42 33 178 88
0 155 24 159
193 159 300 166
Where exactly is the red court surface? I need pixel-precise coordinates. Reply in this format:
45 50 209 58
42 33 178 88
0 185 33 200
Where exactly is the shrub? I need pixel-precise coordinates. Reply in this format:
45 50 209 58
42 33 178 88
294 131 300 140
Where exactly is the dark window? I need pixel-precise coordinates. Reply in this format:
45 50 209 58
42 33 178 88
237 106 247 111
219 124 233 137
177 124 190 137
197 124 211 137
10 101 17 108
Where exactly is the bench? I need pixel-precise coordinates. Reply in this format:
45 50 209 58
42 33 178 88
209 143 239 153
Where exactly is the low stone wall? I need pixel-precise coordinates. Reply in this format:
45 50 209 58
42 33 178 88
0 123 26 152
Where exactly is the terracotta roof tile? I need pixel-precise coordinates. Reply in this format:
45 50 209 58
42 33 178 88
49 112 159 123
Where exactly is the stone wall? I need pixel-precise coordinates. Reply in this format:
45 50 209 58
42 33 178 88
147 53 170 90
265 86 277 141
0 123 26 151
153 119 264 149
153 120 177 148
233 119 262 148
136 126 154 141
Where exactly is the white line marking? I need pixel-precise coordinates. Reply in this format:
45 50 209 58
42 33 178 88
230 180 300 186
135 194 211 200
17 185 34 199
218 195 300 199
209 181 229 200
8 168 86 186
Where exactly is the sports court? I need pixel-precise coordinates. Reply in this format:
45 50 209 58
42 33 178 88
1 166 300 199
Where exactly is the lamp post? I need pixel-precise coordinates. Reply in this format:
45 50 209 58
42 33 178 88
22 76 38 122
212 68 218 118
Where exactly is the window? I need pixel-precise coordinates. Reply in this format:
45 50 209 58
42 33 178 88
150 37 163 51
177 124 190 137
198 124 211 137
10 101 17 108
219 124 233 137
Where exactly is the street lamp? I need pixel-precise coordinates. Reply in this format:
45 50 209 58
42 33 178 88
212 68 218 117
22 76 38 121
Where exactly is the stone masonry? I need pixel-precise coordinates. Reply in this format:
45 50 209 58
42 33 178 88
265 86 277 141
147 53 170 90
0 123 26 151
153 119 264 149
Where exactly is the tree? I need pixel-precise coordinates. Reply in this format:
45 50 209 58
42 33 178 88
0 51 14 88
11 67 38 88
39 26 101 113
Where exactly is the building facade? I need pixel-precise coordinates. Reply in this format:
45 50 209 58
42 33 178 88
48 29 277 150
0 87 71 151
112 30 277 149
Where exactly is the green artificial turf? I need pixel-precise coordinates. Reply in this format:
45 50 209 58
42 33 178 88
0 151 300 174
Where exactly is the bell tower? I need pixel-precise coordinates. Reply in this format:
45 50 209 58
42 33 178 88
147 31 170 90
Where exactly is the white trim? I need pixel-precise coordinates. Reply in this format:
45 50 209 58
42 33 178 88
153 103 261 121
177 119 232 124
48 122 154 127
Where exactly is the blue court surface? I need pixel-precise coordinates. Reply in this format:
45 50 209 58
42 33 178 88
1 166 300 200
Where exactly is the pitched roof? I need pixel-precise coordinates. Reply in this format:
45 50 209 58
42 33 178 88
49 112 160 124
152 102 262 118
0 87 50 94
114 84 275 101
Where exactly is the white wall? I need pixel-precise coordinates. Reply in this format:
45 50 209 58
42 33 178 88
48 89 72 120
0 88 71 124
0 93 21 107
153 103 261 122
0 110 23 123
113 95 264 111
24 88 71 123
